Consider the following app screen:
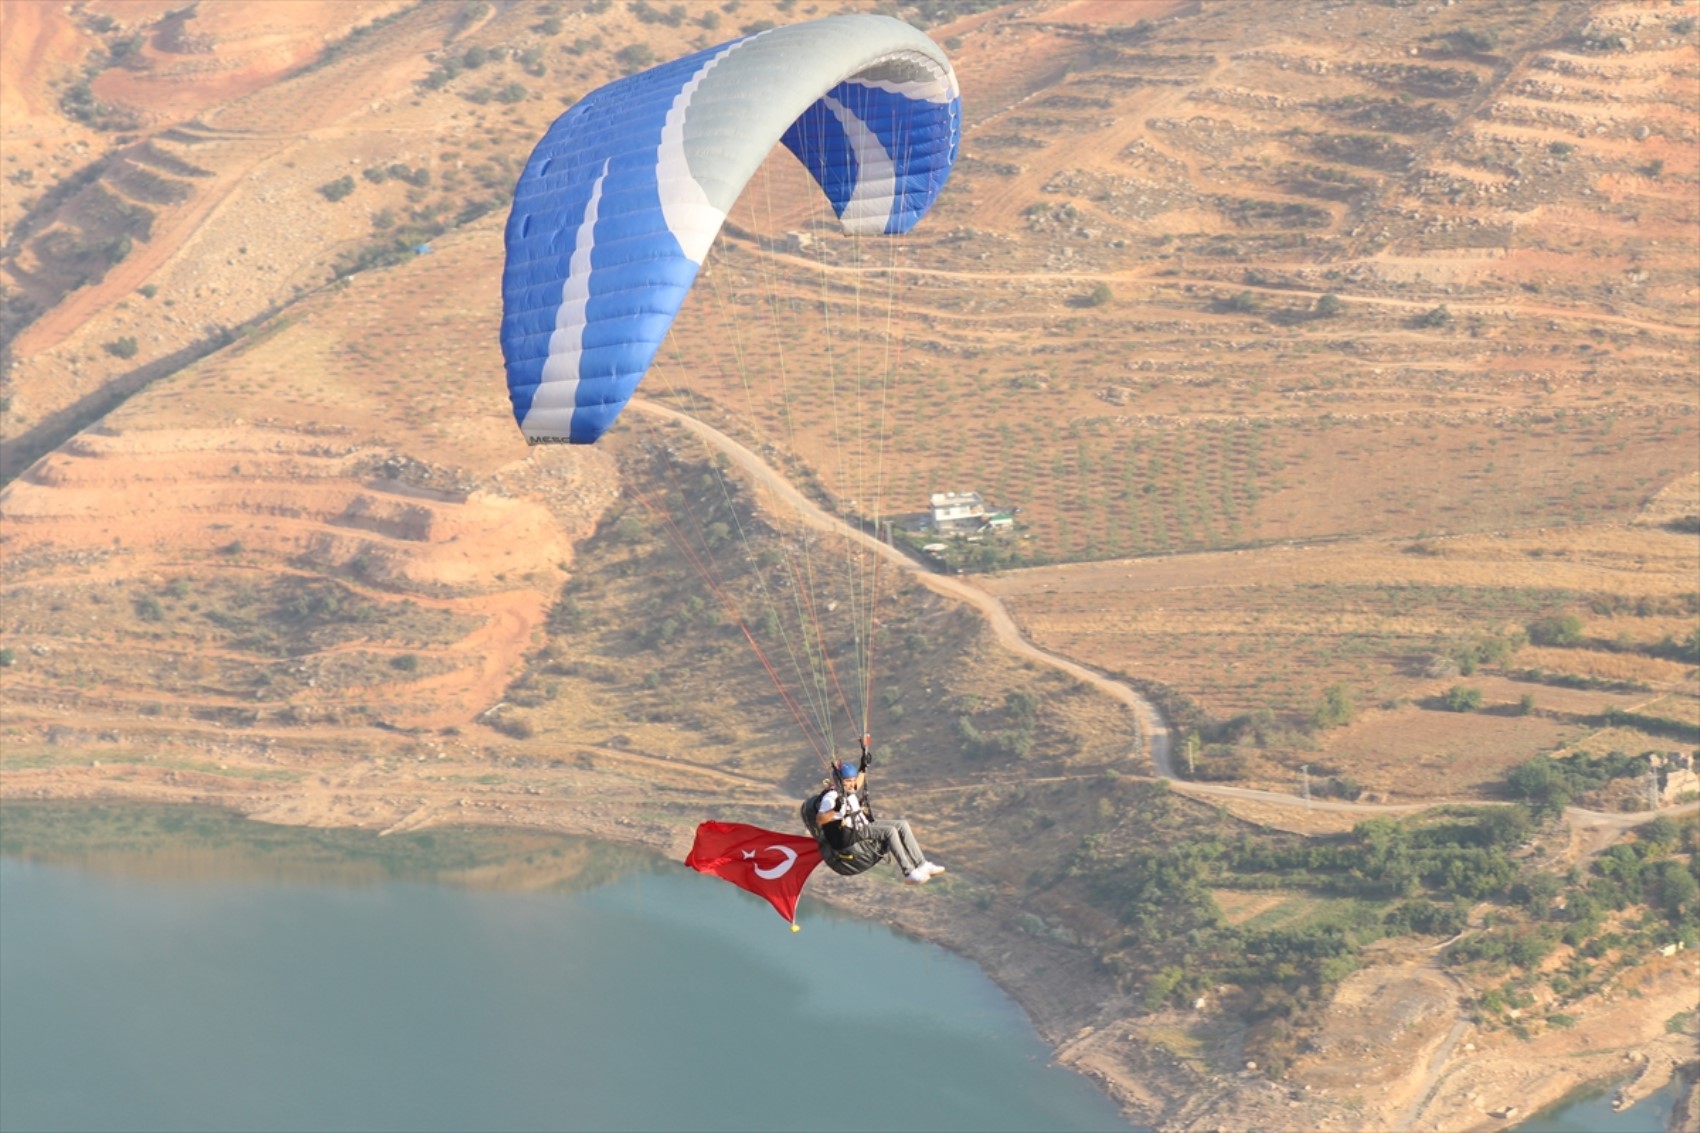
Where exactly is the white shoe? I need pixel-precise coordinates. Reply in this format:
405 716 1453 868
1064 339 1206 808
923 862 946 877
905 867 931 884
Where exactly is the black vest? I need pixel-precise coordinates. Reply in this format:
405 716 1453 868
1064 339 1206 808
800 786 884 876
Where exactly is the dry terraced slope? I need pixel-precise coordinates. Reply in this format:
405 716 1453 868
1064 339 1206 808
2 1 1697 803
3 5 1700 1131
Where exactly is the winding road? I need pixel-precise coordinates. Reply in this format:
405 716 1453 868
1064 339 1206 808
627 397 1698 833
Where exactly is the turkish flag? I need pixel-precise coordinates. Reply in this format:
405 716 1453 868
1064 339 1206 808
685 822 823 925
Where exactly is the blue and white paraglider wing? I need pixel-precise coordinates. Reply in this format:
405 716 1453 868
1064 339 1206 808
499 13 960 445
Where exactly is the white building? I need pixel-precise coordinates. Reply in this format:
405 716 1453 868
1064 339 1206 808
930 491 985 530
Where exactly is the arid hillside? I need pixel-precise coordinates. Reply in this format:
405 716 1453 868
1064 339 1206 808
2 4 1698 1130
4 0 1691 794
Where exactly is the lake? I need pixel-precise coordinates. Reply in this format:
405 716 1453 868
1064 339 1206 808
0 805 1134 1133
1512 1075 1686 1133
2 804 1684 1133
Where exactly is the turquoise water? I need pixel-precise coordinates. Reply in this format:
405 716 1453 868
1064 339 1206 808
0 849 1134 1133
3 806 1681 1133
1512 1074 1686 1133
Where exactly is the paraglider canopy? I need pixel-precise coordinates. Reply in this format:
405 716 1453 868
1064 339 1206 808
499 13 961 445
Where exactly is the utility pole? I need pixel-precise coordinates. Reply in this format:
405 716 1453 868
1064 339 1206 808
1301 764 1312 810
1185 732 1197 778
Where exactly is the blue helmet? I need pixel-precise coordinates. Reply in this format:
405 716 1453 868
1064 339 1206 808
838 760 862 779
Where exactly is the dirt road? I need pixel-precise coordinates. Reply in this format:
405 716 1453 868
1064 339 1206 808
628 397 1699 834
628 397 1177 771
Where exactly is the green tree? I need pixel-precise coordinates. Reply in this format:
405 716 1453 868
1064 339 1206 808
1652 862 1699 921
1314 292 1343 317
1506 756 1571 815
1005 688 1040 724
319 175 356 202
1312 682 1356 729
1528 614 1583 647
1443 685 1483 712
1639 815 1678 846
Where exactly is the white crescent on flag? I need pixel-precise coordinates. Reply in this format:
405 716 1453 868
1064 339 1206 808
753 844 799 879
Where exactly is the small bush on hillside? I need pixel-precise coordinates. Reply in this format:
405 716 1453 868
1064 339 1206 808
1443 685 1483 713
1311 682 1356 729
1528 614 1583 647
491 714 534 739
1444 28 1496 53
319 175 356 202
105 336 138 359
615 44 655 71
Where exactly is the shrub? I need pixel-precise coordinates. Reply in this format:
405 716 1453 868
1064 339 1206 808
1416 304 1452 328
105 336 139 359
1314 292 1343 317
319 175 356 202
1086 282 1113 307
1527 614 1583 647
390 653 420 672
0 647 15 667
1311 682 1356 729
1442 685 1483 712
134 594 165 621
492 714 535 739
1445 28 1496 53
615 44 655 71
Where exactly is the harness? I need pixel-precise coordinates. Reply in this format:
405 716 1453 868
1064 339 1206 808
800 782 884 876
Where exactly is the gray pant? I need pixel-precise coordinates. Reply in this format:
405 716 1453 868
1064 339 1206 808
863 817 926 875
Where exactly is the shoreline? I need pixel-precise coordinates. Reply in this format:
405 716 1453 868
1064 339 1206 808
4 767 1696 1132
